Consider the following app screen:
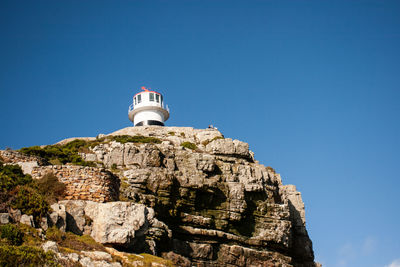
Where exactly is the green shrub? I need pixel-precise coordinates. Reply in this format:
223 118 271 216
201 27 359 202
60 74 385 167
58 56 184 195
19 141 96 167
45 226 65 243
168 131 175 136
0 166 61 224
17 224 42 247
202 136 224 146
47 226 105 252
34 172 66 204
111 135 162 144
201 136 224 146
0 164 33 192
180 132 185 137
181 142 197 150
0 244 57 267
12 186 49 225
0 224 24 245
19 136 163 166
66 233 105 251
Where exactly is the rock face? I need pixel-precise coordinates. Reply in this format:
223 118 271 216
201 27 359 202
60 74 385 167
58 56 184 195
74 126 316 266
2 126 317 266
31 165 119 202
59 200 170 254
0 150 46 174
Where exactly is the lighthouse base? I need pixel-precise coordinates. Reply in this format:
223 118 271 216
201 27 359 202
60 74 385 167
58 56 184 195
135 120 164 126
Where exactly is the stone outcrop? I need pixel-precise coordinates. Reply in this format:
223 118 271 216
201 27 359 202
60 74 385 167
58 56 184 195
0 213 10 224
57 249 122 267
0 150 47 174
58 200 171 254
48 203 67 232
75 126 316 266
0 150 47 165
2 126 317 266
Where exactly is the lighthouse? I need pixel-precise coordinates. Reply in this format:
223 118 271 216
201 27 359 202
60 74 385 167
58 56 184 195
128 87 170 126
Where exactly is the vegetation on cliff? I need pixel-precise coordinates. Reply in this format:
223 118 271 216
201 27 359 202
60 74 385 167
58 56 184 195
19 140 97 166
0 163 32 192
181 141 197 150
0 244 58 266
0 127 316 266
0 163 65 225
0 151 175 266
18 135 162 167
0 223 24 245
0 223 57 266
110 135 162 144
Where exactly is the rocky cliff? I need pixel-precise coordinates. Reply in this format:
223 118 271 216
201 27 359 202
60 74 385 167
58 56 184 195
0 126 318 267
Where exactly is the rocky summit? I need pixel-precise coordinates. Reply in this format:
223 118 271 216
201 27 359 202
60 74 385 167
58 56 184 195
0 126 319 267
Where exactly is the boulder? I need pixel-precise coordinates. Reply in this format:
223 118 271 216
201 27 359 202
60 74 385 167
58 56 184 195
49 203 67 231
61 253 80 262
57 250 121 267
60 200 163 251
205 138 250 159
16 161 38 175
81 251 112 261
40 216 49 231
85 201 151 247
79 256 121 267
0 213 10 224
59 200 88 235
20 214 34 227
42 241 59 253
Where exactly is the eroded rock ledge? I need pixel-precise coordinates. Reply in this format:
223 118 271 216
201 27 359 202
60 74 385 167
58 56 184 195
1 126 318 267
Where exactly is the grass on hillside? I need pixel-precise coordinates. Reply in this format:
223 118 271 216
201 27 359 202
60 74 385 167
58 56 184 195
18 135 162 167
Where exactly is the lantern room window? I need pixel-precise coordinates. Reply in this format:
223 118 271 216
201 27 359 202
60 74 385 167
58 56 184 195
150 93 154 102
134 97 137 105
156 94 160 103
138 94 142 103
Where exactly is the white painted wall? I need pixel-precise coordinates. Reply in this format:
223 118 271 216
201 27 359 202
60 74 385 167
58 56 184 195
133 92 164 109
133 110 165 125
129 91 169 125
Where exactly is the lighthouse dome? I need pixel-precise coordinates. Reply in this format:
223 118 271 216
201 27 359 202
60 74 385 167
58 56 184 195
128 87 169 126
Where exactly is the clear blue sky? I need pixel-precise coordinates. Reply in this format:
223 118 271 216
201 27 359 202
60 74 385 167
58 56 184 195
1 1 399 266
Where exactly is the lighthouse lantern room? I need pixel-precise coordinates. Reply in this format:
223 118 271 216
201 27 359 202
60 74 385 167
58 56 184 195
128 87 170 126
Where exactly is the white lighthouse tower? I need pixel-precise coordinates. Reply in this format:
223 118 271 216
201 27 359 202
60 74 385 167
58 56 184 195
128 87 170 126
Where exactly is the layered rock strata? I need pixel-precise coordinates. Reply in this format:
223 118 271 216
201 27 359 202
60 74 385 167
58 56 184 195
2 126 317 266
78 126 316 266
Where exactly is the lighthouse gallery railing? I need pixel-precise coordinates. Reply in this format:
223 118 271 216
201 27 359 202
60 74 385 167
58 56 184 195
128 103 169 113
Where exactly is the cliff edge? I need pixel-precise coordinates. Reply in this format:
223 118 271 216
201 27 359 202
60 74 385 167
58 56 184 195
0 126 318 267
